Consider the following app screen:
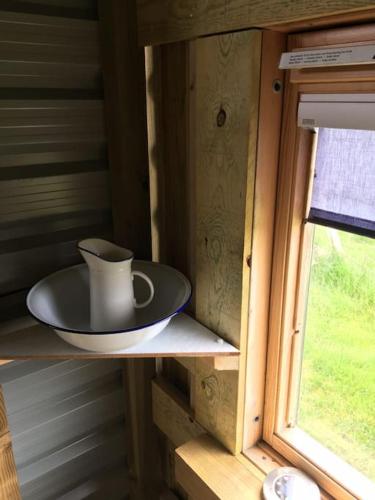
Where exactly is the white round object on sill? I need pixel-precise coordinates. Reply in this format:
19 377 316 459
263 467 320 500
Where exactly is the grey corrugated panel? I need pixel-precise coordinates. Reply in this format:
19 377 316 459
59 464 129 500
0 210 112 243
0 240 83 292
0 69 101 89
1 359 128 499
0 10 99 46
19 0 95 8
0 42 99 65
22 453 127 500
0 100 104 125
8 377 122 436
0 0 97 20
0 289 29 321
18 423 126 485
0 359 71 384
12 394 125 468
2 360 122 413
0 220 112 254
0 171 108 195
0 209 112 242
0 143 106 168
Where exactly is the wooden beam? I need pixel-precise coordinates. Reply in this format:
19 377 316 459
0 387 20 500
123 361 163 500
192 30 262 454
136 0 375 46
177 356 239 373
152 377 204 447
243 30 286 449
98 0 151 259
175 435 263 500
145 30 261 454
98 4 162 499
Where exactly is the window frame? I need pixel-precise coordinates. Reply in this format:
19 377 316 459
245 25 375 500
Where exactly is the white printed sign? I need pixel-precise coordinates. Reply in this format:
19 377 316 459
279 45 375 69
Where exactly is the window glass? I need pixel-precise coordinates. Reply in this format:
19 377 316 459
298 225 375 480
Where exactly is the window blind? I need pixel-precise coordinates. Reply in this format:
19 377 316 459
298 95 375 238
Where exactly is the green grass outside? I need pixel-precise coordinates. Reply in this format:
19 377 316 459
298 225 375 481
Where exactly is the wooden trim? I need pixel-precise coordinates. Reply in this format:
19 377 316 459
276 429 375 499
136 0 375 46
152 377 204 447
122 361 163 500
192 30 262 454
0 387 21 500
98 0 151 260
175 435 263 500
177 357 240 373
146 29 262 455
263 25 375 500
243 30 286 450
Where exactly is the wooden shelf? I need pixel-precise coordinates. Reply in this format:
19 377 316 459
0 314 239 360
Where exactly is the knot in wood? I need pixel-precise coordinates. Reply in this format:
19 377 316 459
216 108 226 127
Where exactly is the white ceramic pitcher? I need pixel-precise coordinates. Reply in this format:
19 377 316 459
78 238 154 331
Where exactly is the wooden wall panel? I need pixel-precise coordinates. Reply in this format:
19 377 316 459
0 387 20 500
192 31 261 454
147 30 262 454
98 0 151 260
137 0 375 45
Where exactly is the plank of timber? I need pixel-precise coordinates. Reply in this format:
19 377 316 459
243 31 286 450
177 356 239 373
0 388 20 500
0 313 239 359
192 30 262 454
175 435 263 500
152 377 204 447
98 0 151 260
136 0 375 46
123 360 162 500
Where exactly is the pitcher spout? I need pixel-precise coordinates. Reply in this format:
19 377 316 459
78 238 133 272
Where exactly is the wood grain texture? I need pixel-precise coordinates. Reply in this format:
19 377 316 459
175 434 263 500
0 388 20 500
123 360 163 500
152 377 204 447
146 30 261 453
193 31 260 348
243 31 286 450
98 0 151 260
192 30 261 454
136 0 375 45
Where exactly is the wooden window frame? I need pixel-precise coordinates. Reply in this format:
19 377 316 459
245 25 375 500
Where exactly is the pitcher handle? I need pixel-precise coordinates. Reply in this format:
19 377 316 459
132 271 154 308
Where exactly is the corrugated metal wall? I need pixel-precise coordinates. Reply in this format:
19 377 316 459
0 359 129 499
0 0 112 321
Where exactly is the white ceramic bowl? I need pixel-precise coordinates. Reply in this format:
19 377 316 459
27 261 191 352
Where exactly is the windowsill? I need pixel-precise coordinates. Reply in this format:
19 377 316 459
175 435 264 499
175 434 331 500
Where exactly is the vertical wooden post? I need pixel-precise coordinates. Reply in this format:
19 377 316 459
0 387 20 500
98 2 162 499
191 30 262 454
98 0 151 260
146 30 263 456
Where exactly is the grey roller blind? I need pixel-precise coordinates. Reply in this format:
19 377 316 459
298 94 375 237
308 128 375 237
